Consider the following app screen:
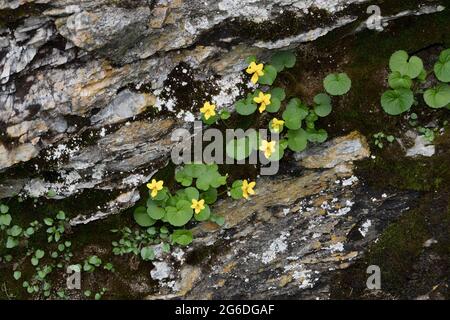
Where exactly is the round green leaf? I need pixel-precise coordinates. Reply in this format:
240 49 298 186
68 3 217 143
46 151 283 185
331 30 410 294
323 73 352 96
235 99 257 116
388 71 412 89
171 229 193 246
147 203 165 220
226 137 253 161
9 225 22 237
271 50 296 71
201 188 218 204
140 247 155 261
0 214 12 226
13 271 21 280
381 88 414 115
434 48 450 82
0 204 9 214
230 180 243 200
133 206 155 227
270 87 286 101
194 204 210 221
166 206 193 227
306 128 328 143
184 187 199 201
265 96 281 113
282 98 308 130
175 170 192 187
287 128 308 152
423 84 450 109
258 65 277 85
313 93 332 117
389 50 423 79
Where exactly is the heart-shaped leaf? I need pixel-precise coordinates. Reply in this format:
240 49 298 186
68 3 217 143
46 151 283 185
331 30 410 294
235 99 257 115
171 229 193 246
0 214 12 226
423 84 450 109
230 180 243 200
133 206 155 227
271 51 296 72
140 247 155 261
146 202 165 220
389 50 423 79
194 204 210 221
282 98 308 130
434 48 450 82
166 206 193 227
323 73 352 96
287 128 308 152
258 65 277 85
313 93 332 117
388 71 413 89
381 88 414 115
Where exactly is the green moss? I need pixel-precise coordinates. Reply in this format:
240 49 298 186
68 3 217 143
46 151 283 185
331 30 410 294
366 209 429 293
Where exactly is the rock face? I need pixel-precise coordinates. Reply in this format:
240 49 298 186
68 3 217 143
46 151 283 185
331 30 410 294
145 131 419 299
0 0 446 224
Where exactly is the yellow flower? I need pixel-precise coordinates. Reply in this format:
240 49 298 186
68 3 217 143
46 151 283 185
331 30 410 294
253 91 271 113
200 101 216 120
260 140 276 159
191 199 205 214
246 61 264 84
147 179 164 198
271 118 285 133
241 179 256 199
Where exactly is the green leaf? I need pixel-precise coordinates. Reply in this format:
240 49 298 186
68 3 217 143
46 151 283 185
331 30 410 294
389 50 423 79
56 211 66 220
265 96 281 113
8 225 22 237
258 65 277 85
220 110 231 120
434 48 450 82
313 93 332 117
245 56 257 64
171 230 193 246
235 99 257 116
201 113 218 125
381 88 414 115
146 202 165 220
31 257 39 266
175 169 193 187
133 206 156 227
323 73 352 96
195 165 227 191
423 84 450 109
184 187 199 201
306 128 328 143
35 249 45 259
388 71 413 89
230 180 243 200
0 214 12 226
201 188 218 204
210 214 225 226
287 128 308 152
13 271 21 280
271 50 296 71
282 98 308 130
140 247 155 261
184 163 207 178
6 237 19 249
270 87 286 101
0 204 9 214
166 206 193 227
194 204 211 221
226 137 253 161
43 218 54 226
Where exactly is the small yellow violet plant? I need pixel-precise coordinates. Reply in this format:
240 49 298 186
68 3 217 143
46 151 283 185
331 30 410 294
191 199 205 214
260 140 276 159
253 91 271 113
147 179 164 198
246 61 264 84
200 101 216 120
270 118 285 133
